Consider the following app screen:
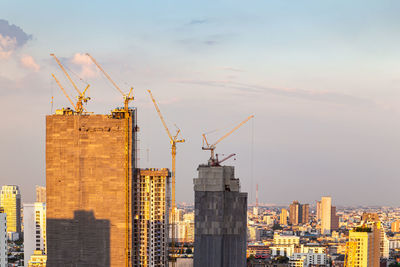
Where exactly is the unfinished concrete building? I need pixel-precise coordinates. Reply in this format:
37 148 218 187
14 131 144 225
193 165 247 267
132 168 170 267
46 107 137 266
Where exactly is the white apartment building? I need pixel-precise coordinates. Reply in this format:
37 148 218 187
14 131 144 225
0 209 7 267
23 202 46 267
290 252 327 267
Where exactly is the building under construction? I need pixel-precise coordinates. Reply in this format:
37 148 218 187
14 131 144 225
133 168 170 267
46 107 138 266
193 164 247 267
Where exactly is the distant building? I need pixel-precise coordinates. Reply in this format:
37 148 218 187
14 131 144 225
132 168 170 267
0 208 7 267
270 234 300 257
193 165 247 267
362 213 389 259
346 227 379 267
35 186 46 203
24 202 47 267
0 185 21 235
320 196 339 234
316 201 321 220
280 209 289 226
289 201 309 225
392 220 400 233
28 250 47 267
289 252 328 267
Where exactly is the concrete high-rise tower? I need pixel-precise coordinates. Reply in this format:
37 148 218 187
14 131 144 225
132 168 170 267
0 185 21 234
46 107 137 266
193 165 247 267
289 201 309 225
320 196 339 234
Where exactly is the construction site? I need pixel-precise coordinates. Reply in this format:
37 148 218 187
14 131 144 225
46 53 250 267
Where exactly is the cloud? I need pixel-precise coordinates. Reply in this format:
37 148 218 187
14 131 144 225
188 19 208 25
0 34 17 59
0 19 32 59
20 55 40 71
70 53 97 78
174 79 374 106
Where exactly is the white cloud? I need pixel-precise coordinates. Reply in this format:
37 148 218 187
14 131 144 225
20 55 40 71
0 34 17 59
71 53 97 78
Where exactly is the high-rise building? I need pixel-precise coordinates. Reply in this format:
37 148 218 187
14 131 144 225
35 186 46 203
27 250 47 267
23 202 47 267
320 196 339 234
346 227 379 267
0 185 21 234
0 208 7 267
362 213 389 259
316 201 321 220
280 208 289 226
46 108 137 266
289 201 309 225
193 165 247 267
132 168 170 267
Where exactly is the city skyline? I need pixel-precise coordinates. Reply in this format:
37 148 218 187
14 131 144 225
2 1 400 205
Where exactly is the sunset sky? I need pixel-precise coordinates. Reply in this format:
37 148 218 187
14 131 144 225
2 0 400 205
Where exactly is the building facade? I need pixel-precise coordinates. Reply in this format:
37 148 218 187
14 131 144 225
320 196 339 234
280 209 289 226
193 165 247 267
23 202 47 267
35 186 46 203
346 228 378 267
0 208 7 267
0 185 21 235
132 168 170 267
289 201 309 225
46 108 137 266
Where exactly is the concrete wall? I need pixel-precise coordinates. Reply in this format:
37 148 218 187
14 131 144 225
194 165 247 267
46 111 136 266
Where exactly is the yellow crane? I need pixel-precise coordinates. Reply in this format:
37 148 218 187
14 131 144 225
51 73 90 114
202 115 254 166
50 53 90 113
86 53 133 267
147 89 185 267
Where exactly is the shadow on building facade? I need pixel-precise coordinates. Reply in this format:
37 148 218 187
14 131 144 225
47 210 110 266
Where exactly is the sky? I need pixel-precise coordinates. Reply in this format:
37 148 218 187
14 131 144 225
1 1 400 206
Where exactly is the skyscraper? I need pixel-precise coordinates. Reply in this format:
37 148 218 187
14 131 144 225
280 208 289 226
289 201 309 225
46 107 137 266
320 196 339 234
23 202 46 267
193 165 247 267
346 228 377 267
35 186 46 203
132 168 170 267
0 185 21 234
0 208 7 267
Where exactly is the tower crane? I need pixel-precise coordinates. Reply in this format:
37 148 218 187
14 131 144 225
202 115 254 166
50 53 90 114
85 53 133 267
147 89 185 267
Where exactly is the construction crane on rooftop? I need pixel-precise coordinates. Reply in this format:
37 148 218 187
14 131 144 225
147 89 185 267
50 53 91 114
85 53 133 267
202 115 254 166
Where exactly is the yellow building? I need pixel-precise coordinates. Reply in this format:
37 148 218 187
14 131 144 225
0 185 21 233
346 227 379 267
28 250 47 267
280 209 289 225
392 220 400 233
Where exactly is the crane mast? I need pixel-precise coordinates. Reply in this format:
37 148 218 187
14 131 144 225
147 90 185 267
86 53 133 267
